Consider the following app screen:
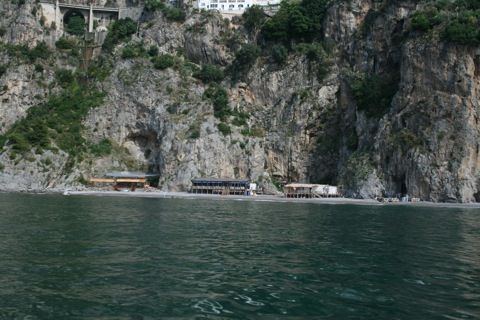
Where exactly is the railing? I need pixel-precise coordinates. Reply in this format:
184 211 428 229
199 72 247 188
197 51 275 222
40 0 120 10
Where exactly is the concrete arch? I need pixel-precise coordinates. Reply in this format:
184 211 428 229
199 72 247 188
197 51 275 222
63 9 86 28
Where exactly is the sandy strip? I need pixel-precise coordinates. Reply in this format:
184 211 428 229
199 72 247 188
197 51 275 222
64 190 480 209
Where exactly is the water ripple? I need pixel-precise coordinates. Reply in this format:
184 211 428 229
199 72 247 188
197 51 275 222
0 194 479 319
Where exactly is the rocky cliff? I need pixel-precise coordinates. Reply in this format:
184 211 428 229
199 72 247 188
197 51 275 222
0 0 479 202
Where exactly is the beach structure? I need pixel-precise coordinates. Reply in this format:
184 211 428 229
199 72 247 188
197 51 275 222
283 183 341 198
88 171 160 191
191 178 257 195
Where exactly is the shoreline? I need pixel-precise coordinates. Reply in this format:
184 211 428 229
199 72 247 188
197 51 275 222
62 190 480 209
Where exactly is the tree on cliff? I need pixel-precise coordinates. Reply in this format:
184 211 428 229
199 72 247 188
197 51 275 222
260 0 333 44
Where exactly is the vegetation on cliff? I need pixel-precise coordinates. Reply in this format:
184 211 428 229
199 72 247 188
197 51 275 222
412 0 480 44
0 82 106 164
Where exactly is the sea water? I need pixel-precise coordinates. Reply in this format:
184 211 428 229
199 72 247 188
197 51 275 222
0 193 479 319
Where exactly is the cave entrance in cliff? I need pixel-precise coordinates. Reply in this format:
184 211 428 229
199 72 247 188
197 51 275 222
63 10 86 35
394 176 408 197
474 191 480 203
401 182 408 197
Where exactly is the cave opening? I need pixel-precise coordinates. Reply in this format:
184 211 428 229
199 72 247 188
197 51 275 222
401 182 408 197
474 191 480 203
393 175 408 197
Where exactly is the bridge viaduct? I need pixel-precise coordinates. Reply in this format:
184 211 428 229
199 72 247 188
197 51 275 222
39 0 141 33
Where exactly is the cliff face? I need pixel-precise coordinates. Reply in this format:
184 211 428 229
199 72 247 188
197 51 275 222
0 0 479 202
326 0 480 202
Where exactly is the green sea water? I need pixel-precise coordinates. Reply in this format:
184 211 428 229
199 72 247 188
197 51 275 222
0 193 479 319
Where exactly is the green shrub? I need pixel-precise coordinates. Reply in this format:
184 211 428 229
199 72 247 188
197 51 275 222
2 43 29 60
453 0 480 10
206 87 230 120
163 7 186 22
242 5 266 32
261 8 290 44
411 12 432 31
232 44 260 73
55 69 75 88
232 117 247 126
235 44 261 65
296 42 325 61
144 0 165 12
0 64 7 77
121 45 137 59
272 44 288 64
102 18 137 52
231 108 250 126
443 12 480 44
190 129 200 139
217 122 231 136
87 54 113 81
151 54 175 69
148 45 159 57
300 0 332 38
289 6 311 36
90 138 112 156
193 63 224 83
55 37 76 50
411 7 444 32
6 133 30 153
0 28 6 37
65 15 85 35
351 73 398 117
28 41 51 62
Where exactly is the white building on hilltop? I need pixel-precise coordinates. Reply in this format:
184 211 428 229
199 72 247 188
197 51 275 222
196 0 280 14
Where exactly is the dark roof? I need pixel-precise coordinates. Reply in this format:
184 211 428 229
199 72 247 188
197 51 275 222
106 171 160 178
192 178 249 183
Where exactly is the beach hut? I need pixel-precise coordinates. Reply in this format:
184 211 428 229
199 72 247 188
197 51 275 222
283 183 341 198
190 178 257 196
283 183 317 198
88 171 160 191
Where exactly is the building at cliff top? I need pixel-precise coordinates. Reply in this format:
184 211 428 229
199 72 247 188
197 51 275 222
195 0 280 14
191 178 257 196
283 184 342 198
